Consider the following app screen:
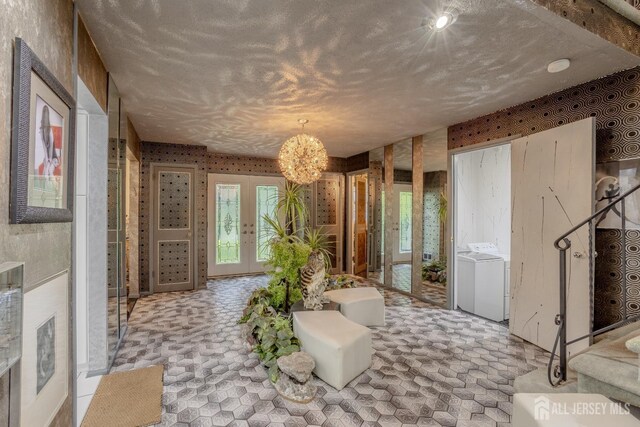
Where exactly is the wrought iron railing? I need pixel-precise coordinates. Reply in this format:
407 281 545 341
548 181 640 386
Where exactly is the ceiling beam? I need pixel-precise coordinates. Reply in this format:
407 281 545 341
530 0 640 56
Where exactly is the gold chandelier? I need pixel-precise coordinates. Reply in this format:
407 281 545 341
278 120 328 185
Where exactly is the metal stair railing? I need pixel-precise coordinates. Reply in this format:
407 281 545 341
548 181 640 386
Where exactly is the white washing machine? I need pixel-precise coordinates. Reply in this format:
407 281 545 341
467 243 511 320
457 251 505 322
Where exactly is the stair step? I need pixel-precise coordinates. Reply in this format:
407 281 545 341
514 366 578 394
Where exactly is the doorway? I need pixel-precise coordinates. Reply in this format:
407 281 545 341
208 174 284 276
347 173 368 276
150 165 197 292
449 118 595 354
452 144 511 324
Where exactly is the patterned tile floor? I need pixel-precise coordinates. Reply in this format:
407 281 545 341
369 264 448 306
113 276 548 427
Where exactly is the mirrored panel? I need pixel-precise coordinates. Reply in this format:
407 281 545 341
392 139 413 292
419 129 448 305
367 148 384 284
107 75 127 364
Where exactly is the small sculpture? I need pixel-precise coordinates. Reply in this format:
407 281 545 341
299 251 328 310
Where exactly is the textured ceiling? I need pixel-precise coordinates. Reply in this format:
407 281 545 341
77 0 640 158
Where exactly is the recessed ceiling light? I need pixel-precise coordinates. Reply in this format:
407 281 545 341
435 15 450 29
423 10 458 32
547 59 571 73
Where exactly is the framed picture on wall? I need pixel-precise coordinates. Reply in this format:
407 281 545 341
10 37 76 223
20 271 68 427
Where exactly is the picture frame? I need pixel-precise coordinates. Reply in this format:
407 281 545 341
10 38 76 223
20 271 68 427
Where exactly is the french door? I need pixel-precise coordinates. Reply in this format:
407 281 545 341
208 174 284 276
393 184 413 263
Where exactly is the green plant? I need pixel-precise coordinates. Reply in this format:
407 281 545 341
422 258 447 284
325 274 358 290
304 227 332 269
267 279 302 312
276 182 309 237
239 298 299 382
265 237 312 290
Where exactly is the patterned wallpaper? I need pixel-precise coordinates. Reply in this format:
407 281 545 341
448 67 640 163
139 143 209 293
207 151 368 175
594 229 640 329
140 142 362 290
448 66 640 330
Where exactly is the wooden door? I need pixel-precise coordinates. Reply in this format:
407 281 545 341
151 166 195 292
354 175 368 276
510 118 594 354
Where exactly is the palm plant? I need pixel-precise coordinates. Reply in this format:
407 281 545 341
304 227 332 270
276 182 309 237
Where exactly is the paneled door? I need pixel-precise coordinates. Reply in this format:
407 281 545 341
208 174 284 276
151 166 196 292
393 184 413 263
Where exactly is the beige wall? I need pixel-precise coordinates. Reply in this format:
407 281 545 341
0 1 74 425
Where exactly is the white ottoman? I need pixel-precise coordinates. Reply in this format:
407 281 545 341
292 311 372 390
513 393 640 426
324 287 385 326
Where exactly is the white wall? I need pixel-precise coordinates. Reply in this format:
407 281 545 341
455 144 511 254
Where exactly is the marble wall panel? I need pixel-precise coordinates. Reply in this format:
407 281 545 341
454 145 511 254
510 118 594 354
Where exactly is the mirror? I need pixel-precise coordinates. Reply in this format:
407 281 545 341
367 147 384 284
391 139 413 292
419 129 448 305
107 75 127 364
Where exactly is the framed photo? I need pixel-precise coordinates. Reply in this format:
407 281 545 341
10 38 76 223
20 272 68 427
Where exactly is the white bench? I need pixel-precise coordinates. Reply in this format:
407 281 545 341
324 287 385 327
513 393 640 426
292 311 372 390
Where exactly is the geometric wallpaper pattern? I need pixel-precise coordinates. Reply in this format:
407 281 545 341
448 67 640 163
594 229 640 330
140 143 367 292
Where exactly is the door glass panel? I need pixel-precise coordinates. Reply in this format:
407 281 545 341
216 184 241 264
399 191 412 253
256 185 279 262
